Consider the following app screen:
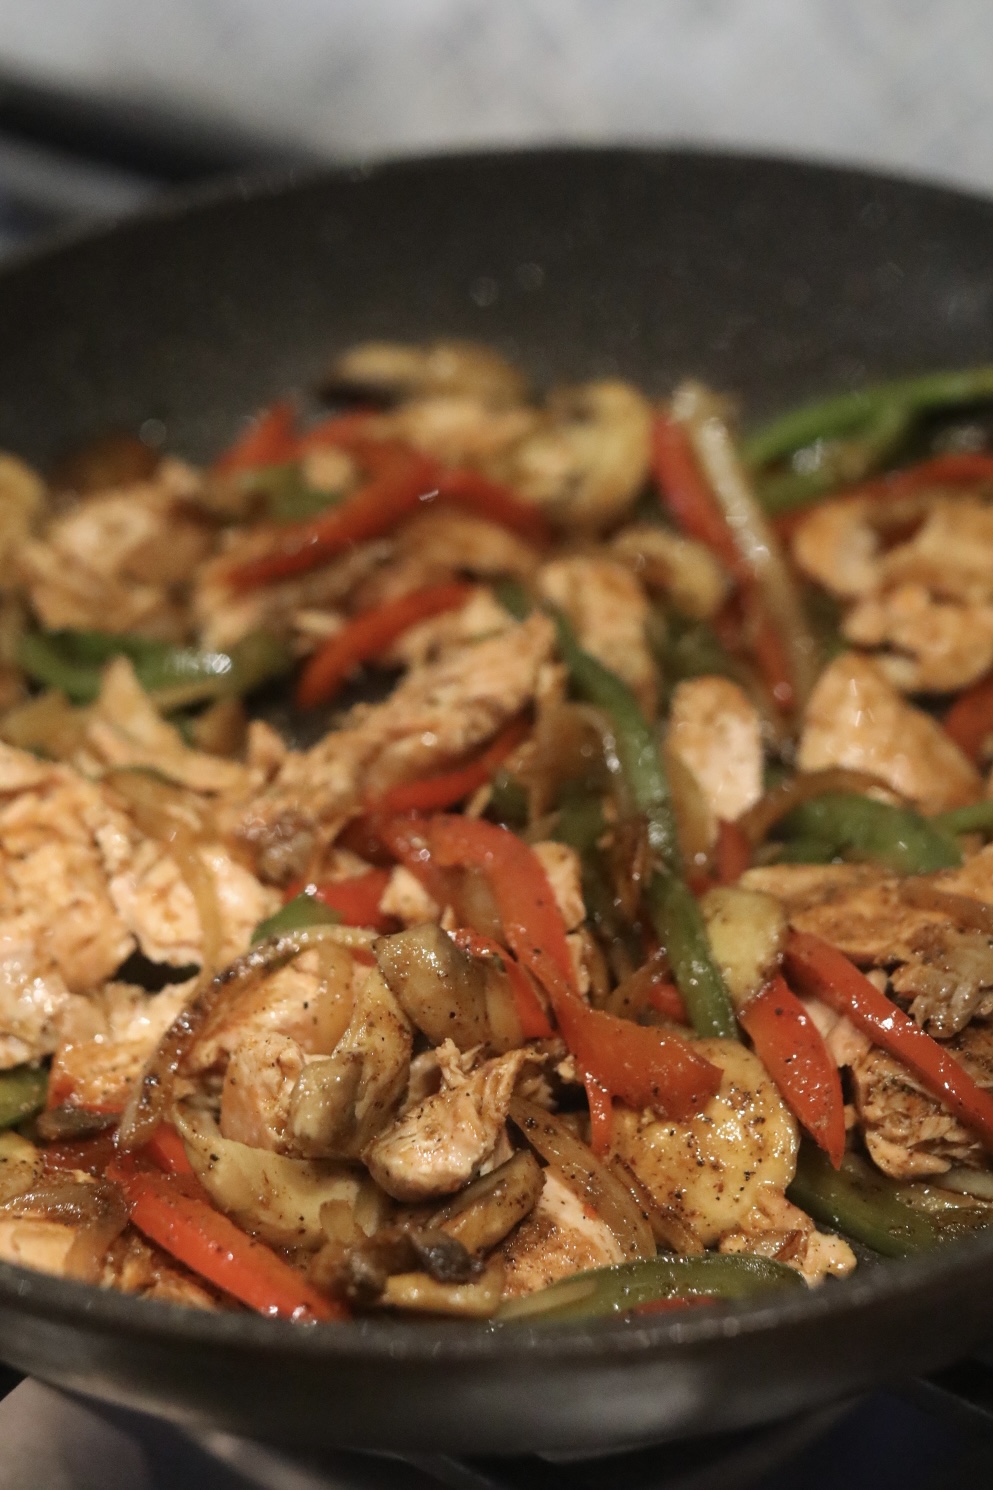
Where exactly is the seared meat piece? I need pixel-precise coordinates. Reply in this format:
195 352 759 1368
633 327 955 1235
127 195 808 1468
851 1019 993 1178
500 1168 624 1299
365 1041 534 1202
611 1040 798 1247
537 555 657 717
666 677 764 827
798 652 980 812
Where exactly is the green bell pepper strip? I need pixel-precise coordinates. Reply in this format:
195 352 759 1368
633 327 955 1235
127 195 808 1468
754 402 914 516
932 801 993 837
787 1143 993 1258
553 611 679 866
0 1065 47 1129
493 578 534 623
743 365 993 470
774 837 845 866
251 892 341 944
498 1253 804 1321
17 628 293 708
241 461 342 524
776 793 961 874
553 613 737 1040
647 871 738 1039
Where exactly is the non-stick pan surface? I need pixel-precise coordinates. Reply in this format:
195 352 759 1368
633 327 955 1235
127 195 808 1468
1 148 993 1456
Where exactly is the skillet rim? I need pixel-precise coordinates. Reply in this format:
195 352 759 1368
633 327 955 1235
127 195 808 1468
2 142 993 1369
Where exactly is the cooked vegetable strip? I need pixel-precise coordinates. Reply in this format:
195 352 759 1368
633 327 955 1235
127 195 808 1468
776 794 961 874
553 611 677 865
229 445 439 589
118 926 347 1151
213 400 298 475
738 976 845 1167
302 870 395 930
944 672 993 764
0 1066 47 1129
742 366 993 469
431 467 552 547
449 929 553 1040
429 814 577 998
898 880 993 936
107 1158 343 1321
228 445 547 590
671 383 819 712
17 628 292 707
252 891 341 943
932 801 993 837
714 820 751 884
367 715 530 815
736 768 905 847
509 1096 655 1259
500 1253 804 1321
786 931 993 1156
556 995 721 1117
646 874 738 1040
296 582 474 708
429 816 721 1114
550 614 736 1038
787 1145 991 1258
652 414 745 577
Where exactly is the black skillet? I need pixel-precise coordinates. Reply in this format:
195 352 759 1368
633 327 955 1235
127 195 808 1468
1 148 993 1456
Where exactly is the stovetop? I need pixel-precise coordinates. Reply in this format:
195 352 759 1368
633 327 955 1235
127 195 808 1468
0 1372 991 1490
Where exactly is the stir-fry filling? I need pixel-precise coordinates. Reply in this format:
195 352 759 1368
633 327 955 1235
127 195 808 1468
2 344 993 1322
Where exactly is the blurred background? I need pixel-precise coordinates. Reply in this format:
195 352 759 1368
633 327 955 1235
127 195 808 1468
0 0 991 255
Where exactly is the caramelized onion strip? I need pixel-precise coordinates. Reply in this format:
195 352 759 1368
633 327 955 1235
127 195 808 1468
117 925 347 1152
509 1095 655 1261
900 879 993 935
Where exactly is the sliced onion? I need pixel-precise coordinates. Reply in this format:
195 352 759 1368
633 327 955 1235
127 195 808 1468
509 1095 655 1260
603 947 672 1020
106 769 223 982
0 1178 127 1283
117 924 347 1150
900 880 993 936
934 1166 993 1201
672 381 819 714
736 767 906 847
609 1154 705 1255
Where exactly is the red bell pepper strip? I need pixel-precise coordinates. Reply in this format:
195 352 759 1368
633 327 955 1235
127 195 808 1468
429 815 721 1118
143 1123 195 1175
431 467 553 547
785 930 993 1156
294 410 377 454
290 868 395 930
655 416 794 710
715 819 752 885
374 813 457 906
449 927 554 1040
213 401 298 476
228 446 441 589
652 414 747 579
367 715 530 816
843 452 993 505
584 1071 614 1156
43 1132 119 1178
295 581 474 708
944 671 993 763
738 975 846 1168
227 443 548 591
557 1000 722 1118
429 814 577 997
107 1157 344 1322
645 981 690 1023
